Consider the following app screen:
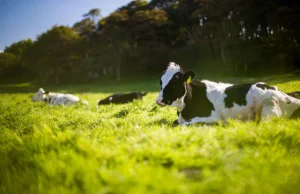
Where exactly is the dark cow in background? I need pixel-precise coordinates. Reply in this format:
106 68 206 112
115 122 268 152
98 92 147 105
156 62 300 126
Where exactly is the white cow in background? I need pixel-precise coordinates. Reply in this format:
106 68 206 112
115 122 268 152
32 88 88 106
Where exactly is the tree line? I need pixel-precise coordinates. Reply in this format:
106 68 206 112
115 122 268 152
1 0 299 83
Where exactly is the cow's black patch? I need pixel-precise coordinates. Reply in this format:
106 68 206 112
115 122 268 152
44 96 52 104
98 92 147 105
181 81 215 121
224 83 253 108
161 72 186 105
290 107 300 119
256 84 276 91
285 97 291 104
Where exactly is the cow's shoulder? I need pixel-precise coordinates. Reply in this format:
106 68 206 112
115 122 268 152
201 80 232 91
181 80 215 120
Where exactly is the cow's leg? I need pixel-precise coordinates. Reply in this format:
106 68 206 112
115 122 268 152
172 119 179 126
181 111 220 126
260 97 282 119
182 117 218 126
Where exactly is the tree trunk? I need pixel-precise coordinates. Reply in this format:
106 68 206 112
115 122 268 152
235 63 239 73
112 41 122 81
115 63 121 81
244 60 248 73
220 20 228 67
55 75 60 84
43 72 48 84
220 41 227 67
208 36 216 59
113 50 121 81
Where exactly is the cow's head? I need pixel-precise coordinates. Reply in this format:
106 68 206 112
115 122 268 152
98 98 111 105
32 88 46 102
156 62 195 108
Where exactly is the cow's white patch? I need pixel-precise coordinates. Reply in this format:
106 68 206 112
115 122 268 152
202 80 232 92
157 62 181 102
109 97 113 101
247 84 299 118
161 62 181 89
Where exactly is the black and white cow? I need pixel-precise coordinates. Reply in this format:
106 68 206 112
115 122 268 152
156 62 300 126
98 92 147 105
32 88 88 106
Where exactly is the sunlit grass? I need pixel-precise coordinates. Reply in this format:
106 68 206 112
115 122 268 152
0 76 300 194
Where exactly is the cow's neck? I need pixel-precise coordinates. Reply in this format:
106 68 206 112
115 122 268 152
44 96 51 104
43 92 54 104
178 82 197 122
183 83 192 108
175 83 192 113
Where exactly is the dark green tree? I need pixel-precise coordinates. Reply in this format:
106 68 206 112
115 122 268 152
24 26 80 83
0 52 18 77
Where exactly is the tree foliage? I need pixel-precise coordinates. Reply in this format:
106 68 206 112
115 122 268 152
0 52 18 76
2 39 33 78
23 26 81 83
1 0 299 83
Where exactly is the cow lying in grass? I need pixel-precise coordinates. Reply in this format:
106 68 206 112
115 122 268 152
156 62 300 126
98 92 147 105
32 88 88 106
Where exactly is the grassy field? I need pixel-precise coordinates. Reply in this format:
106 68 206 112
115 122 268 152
0 74 300 194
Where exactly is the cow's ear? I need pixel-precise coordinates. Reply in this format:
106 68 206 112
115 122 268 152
183 71 195 84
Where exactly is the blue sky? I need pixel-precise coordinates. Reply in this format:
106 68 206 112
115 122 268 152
0 0 133 51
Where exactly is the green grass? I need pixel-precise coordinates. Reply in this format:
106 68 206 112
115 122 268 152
0 74 300 194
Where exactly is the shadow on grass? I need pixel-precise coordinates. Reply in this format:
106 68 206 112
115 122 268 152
113 109 129 118
179 167 202 180
0 79 159 94
150 118 172 126
1 73 298 94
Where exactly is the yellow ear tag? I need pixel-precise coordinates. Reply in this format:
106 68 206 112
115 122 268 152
187 76 192 84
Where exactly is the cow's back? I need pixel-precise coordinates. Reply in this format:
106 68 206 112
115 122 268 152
218 83 300 119
207 83 256 120
112 93 142 104
49 93 80 105
207 82 276 120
